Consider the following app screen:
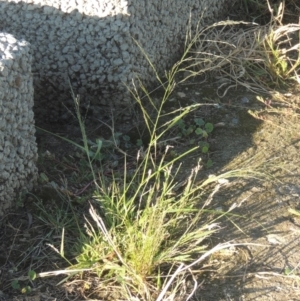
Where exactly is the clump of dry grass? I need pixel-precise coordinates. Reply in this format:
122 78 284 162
188 1 300 97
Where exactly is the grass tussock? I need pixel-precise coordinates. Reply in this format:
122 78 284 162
188 0 300 97
37 20 271 300
62 47 237 301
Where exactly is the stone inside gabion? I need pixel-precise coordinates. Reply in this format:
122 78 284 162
0 32 38 216
0 0 230 123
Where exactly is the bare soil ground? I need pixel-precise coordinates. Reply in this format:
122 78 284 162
180 81 300 301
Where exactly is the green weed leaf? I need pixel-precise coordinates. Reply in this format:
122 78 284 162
21 286 32 294
11 280 20 290
206 159 213 168
205 123 214 133
28 270 36 281
202 145 209 153
136 139 143 147
122 135 130 142
176 118 185 129
194 118 205 126
195 128 203 135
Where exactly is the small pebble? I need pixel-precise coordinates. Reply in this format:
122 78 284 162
231 118 239 125
177 92 186 98
241 96 250 104
214 122 226 128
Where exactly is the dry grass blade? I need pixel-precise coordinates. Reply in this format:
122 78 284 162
156 242 265 301
190 3 300 96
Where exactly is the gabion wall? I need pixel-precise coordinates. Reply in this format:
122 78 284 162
0 0 230 123
0 33 38 216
